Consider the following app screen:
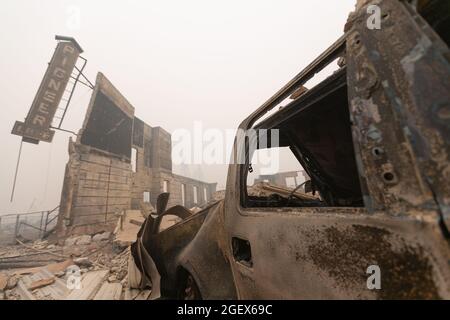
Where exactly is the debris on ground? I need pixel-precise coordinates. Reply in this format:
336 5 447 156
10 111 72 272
0 210 152 300
247 181 320 200
114 210 145 248
28 277 56 291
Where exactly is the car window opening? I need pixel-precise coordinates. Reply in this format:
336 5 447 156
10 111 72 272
244 68 364 208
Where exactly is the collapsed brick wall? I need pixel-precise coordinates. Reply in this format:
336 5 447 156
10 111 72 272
57 72 217 236
130 122 216 209
165 173 217 209
254 170 310 187
57 141 132 235
130 119 153 209
56 72 135 236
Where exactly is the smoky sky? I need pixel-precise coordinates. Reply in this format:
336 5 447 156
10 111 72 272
0 0 355 214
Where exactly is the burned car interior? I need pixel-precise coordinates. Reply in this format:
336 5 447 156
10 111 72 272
243 67 364 208
238 0 450 211
417 0 450 47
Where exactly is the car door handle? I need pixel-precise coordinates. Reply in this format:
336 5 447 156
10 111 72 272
232 237 253 268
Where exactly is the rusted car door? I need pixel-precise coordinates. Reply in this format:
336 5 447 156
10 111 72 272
224 194 449 299
223 0 450 299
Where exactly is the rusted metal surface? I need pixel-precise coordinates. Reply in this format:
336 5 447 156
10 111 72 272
346 0 450 226
306 224 440 300
131 195 235 299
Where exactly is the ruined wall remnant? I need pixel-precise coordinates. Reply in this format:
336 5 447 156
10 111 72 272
130 121 216 210
80 91 133 158
57 73 134 236
57 72 216 236
254 170 310 188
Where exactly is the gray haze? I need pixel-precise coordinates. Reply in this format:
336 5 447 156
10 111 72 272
0 0 355 214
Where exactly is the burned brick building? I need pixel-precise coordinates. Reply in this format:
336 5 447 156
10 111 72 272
56 73 216 235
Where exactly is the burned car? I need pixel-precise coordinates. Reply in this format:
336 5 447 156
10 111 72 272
131 0 450 299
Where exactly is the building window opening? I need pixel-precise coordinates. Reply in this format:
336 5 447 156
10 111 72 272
193 186 198 204
143 191 150 203
181 184 186 206
131 148 137 173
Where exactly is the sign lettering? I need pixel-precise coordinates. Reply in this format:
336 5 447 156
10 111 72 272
12 39 81 143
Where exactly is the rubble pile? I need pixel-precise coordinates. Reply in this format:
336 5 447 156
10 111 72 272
0 227 140 300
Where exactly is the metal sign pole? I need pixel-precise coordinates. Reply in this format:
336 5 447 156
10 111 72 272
10 140 23 202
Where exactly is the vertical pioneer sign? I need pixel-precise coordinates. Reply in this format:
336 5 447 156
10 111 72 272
11 36 83 144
